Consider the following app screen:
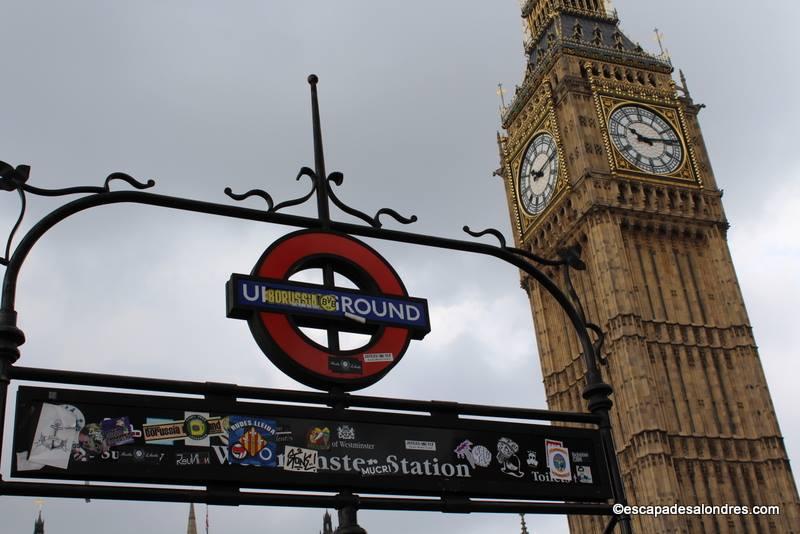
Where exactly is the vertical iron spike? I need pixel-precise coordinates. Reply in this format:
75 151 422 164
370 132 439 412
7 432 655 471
308 74 331 228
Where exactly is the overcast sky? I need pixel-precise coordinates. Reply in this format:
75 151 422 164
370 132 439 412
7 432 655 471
1 1 798 533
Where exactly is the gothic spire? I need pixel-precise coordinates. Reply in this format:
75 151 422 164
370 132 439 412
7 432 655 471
519 513 529 534
186 503 198 534
33 510 44 534
321 509 334 534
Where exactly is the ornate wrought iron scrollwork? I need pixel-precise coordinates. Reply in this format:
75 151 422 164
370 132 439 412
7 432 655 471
0 163 28 266
460 224 607 367
326 173 417 228
462 225 564 267
463 225 507 248
224 167 317 214
558 245 607 366
0 162 155 266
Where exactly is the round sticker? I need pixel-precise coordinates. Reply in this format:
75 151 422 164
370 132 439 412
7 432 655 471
184 415 208 440
231 443 247 460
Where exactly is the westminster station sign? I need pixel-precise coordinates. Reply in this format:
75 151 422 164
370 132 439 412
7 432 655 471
13 386 612 502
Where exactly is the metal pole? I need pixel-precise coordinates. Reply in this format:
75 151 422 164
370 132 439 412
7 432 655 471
308 74 331 228
0 310 24 481
328 387 366 533
307 74 341 355
334 491 367 534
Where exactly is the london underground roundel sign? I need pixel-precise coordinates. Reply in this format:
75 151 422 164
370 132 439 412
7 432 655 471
226 230 430 391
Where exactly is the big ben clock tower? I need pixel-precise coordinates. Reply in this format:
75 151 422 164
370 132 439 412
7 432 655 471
497 1 800 532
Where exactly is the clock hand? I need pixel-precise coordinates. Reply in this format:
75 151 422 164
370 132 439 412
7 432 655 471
629 127 654 146
629 128 680 146
532 153 556 180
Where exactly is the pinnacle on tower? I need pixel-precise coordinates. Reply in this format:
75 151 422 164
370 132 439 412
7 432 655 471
519 513 530 534
521 0 613 46
33 498 45 534
321 509 334 534
186 503 198 534
33 510 44 534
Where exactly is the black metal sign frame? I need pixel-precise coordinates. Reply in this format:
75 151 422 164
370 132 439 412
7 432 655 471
0 75 632 533
13 384 611 502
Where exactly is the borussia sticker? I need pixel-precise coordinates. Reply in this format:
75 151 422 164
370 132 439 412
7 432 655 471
143 417 178 445
307 426 331 450
362 353 394 363
101 416 135 447
184 415 211 441
142 415 224 443
227 416 277 467
283 445 318 473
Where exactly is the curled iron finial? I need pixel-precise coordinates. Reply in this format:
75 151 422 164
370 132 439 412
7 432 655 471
326 173 417 228
374 208 417 226
103 173 156 192
462 226 565 267
225 167 317 214
463 226 507 248
0 163 156 266
224 187 276 209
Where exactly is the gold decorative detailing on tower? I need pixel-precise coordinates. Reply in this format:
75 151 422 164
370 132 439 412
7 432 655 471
521 0 613 46
497 1 800 532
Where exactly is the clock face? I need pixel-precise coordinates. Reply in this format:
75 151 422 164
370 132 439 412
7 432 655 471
608 105 683 174
519 132 559 215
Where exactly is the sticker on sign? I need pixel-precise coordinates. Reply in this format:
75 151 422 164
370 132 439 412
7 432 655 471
405 440 436 451
283 445 318 473
363 353 394 363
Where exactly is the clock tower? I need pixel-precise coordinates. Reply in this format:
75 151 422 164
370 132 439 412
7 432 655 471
497 1 800 532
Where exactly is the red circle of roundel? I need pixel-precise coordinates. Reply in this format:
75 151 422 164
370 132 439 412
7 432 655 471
248 230 412 391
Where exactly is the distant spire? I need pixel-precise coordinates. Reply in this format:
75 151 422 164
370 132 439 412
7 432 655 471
33 499 45 534
652 27 671 60
187 503 198 534
33 510 44 534
519 513 530 534
678 69 691 98
322 509 334 534
497 83 508 112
